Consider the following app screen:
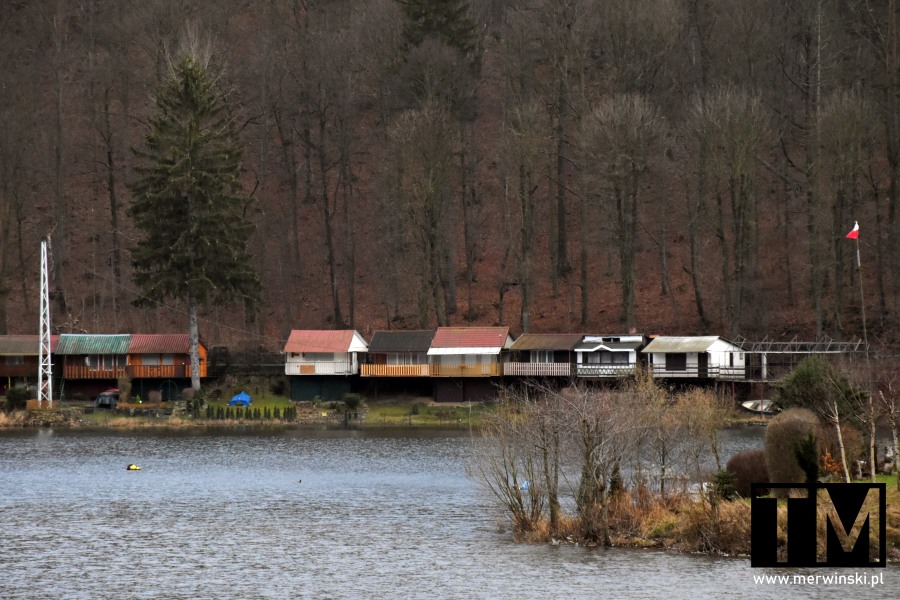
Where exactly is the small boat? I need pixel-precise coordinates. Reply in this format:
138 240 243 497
741 399 780 416
126 464 141 471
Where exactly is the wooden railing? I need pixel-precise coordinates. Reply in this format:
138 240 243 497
361 364 431 377
431 363 502 377
503 362 571 377
63 365 127 379
577 364 637 378
0 365 35 377
126 365 191 379
647 365 747 380
285 361 355 376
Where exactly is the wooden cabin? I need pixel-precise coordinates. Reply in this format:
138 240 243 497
362 330 434 377
427 327 512 377
0 335 59 393
505 333 582 377
641 336 745 380
127 334 207 379
56 334 130 380
284 330 368 376
284 330 368 401
54 334 130 399
428 327 512 402
575 334 646 378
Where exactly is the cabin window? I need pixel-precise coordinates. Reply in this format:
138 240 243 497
143 354 161 366
161 354 175 365
6 356 24 365
86 354 124 369
105 355 123 369
530 350 553 363
589 351 629 365
387 353 427 365
665 353 687 371
303 352 334 362
610 352 629 364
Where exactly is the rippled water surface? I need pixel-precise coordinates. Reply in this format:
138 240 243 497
0 426 894 599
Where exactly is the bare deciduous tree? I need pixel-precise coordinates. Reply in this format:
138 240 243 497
582 94 662 330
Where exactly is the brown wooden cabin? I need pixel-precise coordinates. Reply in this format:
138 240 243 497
362 330 434 377
0 335 59 393
505 333 582 377
128 334 207 379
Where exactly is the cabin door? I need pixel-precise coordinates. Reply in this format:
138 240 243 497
698 353 708 378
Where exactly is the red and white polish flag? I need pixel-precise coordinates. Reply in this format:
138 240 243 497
845 221 859 239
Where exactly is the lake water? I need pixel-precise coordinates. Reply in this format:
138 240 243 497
0 426 894 599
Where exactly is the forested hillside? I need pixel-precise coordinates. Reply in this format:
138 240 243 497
1 0 897 349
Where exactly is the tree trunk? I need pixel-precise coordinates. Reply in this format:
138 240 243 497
833 406 851 483
103 89 121 288
189 299 201 392
540 427 560 533
555 79 570 280
318 117 344 328
869 404 877 483
580 192 589 326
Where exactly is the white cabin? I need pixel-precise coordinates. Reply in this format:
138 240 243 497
641 336 745 380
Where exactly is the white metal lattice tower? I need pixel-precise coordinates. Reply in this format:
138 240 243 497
38 239 52 409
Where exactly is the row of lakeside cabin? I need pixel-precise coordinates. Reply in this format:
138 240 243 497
2 328 860 404
0 333 206 401
283 328 764 402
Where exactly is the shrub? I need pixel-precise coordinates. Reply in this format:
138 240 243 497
793 433 819 483
116 377 132 402
817 421 865 479
343 393 363 412
269 378 287 396
4 387 30 411
765 408 819 493
726 450 769 497
710 469 737 501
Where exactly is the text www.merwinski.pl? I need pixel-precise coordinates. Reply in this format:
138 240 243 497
753 572 885 587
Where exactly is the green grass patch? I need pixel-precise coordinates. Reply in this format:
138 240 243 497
364 401 488 428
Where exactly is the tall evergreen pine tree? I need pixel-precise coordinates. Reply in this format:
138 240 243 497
129 53 260 391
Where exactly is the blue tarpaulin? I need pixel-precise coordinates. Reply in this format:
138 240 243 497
229 391 252 407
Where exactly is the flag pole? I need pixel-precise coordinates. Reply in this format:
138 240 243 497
852 226 868 359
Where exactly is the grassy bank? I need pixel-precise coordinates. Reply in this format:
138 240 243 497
508 474 900 561
1 394 487 430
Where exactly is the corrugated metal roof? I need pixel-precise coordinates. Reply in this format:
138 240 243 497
367 330 434 353
641 336 721 354
511 333 583 351
56 334 131 355
284 330 364 353
430 327 510 349
129 334 193 354
0 335 59 355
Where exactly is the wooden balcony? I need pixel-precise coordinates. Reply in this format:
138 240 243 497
431 363 502 377
361 364 431 377
576 364 638 378
286 361 355 376
126 364 194 379
63 365 127 380
647 365 747 380
0 365 36 377
503 362 571 377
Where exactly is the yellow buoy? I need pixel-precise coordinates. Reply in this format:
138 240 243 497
126 464 141 471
